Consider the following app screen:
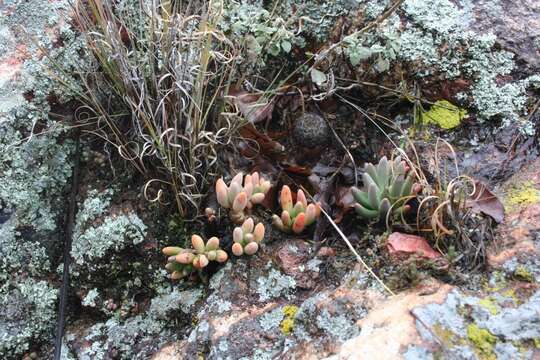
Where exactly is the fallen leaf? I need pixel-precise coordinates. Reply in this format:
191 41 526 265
228 88 275 124
238 123 285 159
466 180 505 223
387 232 441 260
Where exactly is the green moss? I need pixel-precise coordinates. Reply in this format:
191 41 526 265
505 181 540 211
514 266 535 283
419 100 467 129
467 324 497 360
478 297 499 315
280 305 298 335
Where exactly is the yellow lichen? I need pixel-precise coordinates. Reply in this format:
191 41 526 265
505 181 540 211
534 338 540 348
419 100 468 129
467 324 497 360
502 289 521 305
514 266 535 283
280 305 299 335
478 297 499 315
433 324 459 347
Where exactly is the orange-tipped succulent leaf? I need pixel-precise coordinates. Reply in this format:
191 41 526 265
216 249 228 263
233 227 243 243
231 172 243 185
281 210 292 227
162 246 183 256
250 193 265 204
207 250 217 261
206 237 220 251
297 189 308 207
216 178 230 208
280 185 293 211
192 235 205 253
252 172 260 186
244 242 259 255
232 243 244 256
176 252 194 264
292 213 306 234
272 214 284 229
242 218 254 233
193 254 209 269
305 204 317 224
253 223 265 243
232 192 248 212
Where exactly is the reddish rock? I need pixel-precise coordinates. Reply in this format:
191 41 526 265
275 240 319 289
317 246 336 257
387 232 441 260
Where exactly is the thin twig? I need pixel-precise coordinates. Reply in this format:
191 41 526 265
301 186 395 296
53 131 81 360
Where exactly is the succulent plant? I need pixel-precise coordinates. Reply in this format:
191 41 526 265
231 218 265 256
216 172 272 224
351 156 420 221
163 235 228 279
272 185 321 234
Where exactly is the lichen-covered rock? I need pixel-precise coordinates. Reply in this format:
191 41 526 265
66 286 203 360
0 279 58 357
0 0 87 357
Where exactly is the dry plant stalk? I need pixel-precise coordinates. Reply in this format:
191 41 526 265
72 0 241 218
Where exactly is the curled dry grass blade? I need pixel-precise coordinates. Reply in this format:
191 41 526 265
70 0 243 218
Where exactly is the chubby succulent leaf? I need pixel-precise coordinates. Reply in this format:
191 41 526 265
376 156 391 187
389 177 404 199
216 178 230 208
365 164 379 188
351 187 372 209
401 174 414 198
354 203 379 219
292 213 306 234
379 198 391 217
353 156 419 221
244 242 259 255
367 183 381 209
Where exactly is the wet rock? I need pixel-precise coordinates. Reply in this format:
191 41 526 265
293 112 330 148
465 0 540 72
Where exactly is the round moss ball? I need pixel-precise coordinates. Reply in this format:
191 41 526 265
292 112 330 148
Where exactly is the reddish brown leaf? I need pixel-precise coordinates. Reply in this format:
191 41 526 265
238 123 286 159
387 232 441 260
466 180 505 223
228 88 274 124
333 186 355 223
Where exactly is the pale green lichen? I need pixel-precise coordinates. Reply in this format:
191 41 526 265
467 323 497 360
70 189 147 269
71 286 203 360
256 268 296 302
0 279 58 357
504 181 540 212
82 288 100 308
419 100 468 129
478 297 499 316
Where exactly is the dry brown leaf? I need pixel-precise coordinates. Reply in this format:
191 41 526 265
466 180 505 223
